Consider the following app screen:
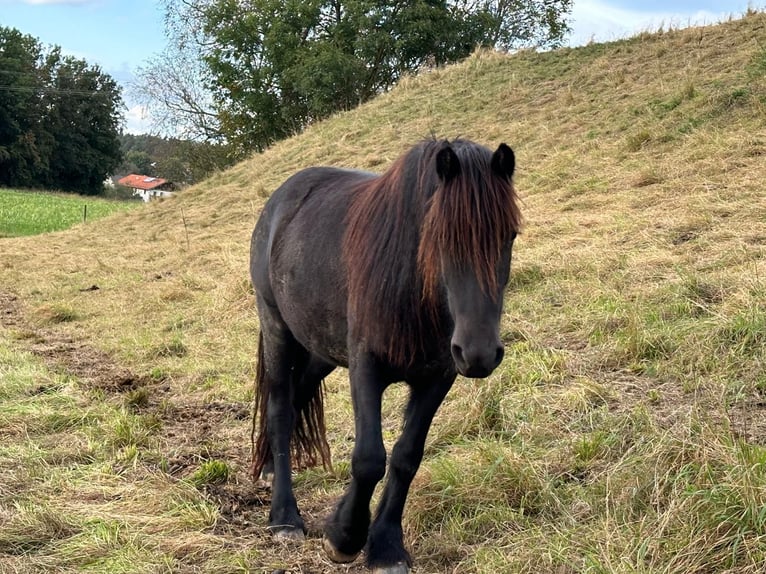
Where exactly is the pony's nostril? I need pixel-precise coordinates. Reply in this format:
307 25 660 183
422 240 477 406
451 343 465 365
494 346 505 366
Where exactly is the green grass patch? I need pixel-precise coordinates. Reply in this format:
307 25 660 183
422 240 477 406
0 188 138 237
33 302 81 324
0 340 206 571
190 459 231 487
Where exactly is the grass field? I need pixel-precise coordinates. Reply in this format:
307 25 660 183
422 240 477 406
1 10 766 574
0 189 139 238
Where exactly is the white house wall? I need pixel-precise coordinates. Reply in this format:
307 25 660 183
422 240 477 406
133 188 175 203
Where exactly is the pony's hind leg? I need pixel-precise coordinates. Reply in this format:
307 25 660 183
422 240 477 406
257 353 334 484
255 321 306 540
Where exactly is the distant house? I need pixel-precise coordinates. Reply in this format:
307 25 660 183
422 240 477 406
117 174 175 202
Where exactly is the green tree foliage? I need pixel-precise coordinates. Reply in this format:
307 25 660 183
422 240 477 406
123 149 154 176
117 133 233 185
142 0 571 155
0 28 46 187
0 27 123 195
203 0 572 152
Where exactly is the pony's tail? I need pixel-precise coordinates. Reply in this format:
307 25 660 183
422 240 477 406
250 332 332 481
293 373 332 474
251 331 271 481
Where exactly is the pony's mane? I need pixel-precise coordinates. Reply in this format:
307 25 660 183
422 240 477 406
343 138 521 367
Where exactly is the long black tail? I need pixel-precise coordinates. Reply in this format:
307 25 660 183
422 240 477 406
251 332 332 481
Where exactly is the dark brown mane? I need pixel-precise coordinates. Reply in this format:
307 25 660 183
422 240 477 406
343 138 521 367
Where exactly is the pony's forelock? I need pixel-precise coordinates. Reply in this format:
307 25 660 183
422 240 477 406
418 142 521 302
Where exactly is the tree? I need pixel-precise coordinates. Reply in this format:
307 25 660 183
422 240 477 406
200 0 490 151
0 27 47 187
43 56 124 194
139 0 572 155
129 0 237 173
123 149 155 176
131 38 222 142
0 27 123 194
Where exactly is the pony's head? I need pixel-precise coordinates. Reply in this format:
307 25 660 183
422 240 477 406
418 140 521 378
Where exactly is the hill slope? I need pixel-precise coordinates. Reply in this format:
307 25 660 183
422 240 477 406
1 11 766 573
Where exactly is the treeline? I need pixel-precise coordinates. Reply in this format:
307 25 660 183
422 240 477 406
117 134 233 186
0 27 122 195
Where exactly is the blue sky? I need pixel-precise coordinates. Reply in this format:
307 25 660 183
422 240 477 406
0 0 760 134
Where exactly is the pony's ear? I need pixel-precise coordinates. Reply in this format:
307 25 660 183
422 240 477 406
436 143 461 182
491 143 515 180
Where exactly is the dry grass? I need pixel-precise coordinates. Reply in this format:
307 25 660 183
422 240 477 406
2 11 766 573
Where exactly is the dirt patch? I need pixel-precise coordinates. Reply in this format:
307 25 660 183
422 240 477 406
166 400 251 424
205 481 269 536
603 369 766 444
728 397 766 444
0 292 22 328
159 401 252 472
28 335 149 392
0 291 149 393
548 332 766 445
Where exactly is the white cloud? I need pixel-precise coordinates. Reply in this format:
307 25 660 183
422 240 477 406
568 0 742 46
124 104 152 135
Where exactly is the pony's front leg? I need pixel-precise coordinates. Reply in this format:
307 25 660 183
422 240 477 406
323 354 387 563
366 377 454 573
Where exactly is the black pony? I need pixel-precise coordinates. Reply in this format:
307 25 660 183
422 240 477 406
250 138 521 573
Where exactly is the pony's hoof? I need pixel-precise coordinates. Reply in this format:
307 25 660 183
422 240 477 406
272 528 305 542
322 536 359 563
373 563 410 574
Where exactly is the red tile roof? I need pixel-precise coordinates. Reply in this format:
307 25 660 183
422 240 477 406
117 174 169 190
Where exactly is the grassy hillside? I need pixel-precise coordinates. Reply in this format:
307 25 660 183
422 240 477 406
2 11 766 573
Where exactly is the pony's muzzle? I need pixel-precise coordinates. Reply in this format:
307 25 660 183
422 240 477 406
451 341 504 378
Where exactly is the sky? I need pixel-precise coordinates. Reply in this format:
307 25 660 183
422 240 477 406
0 0 761 135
